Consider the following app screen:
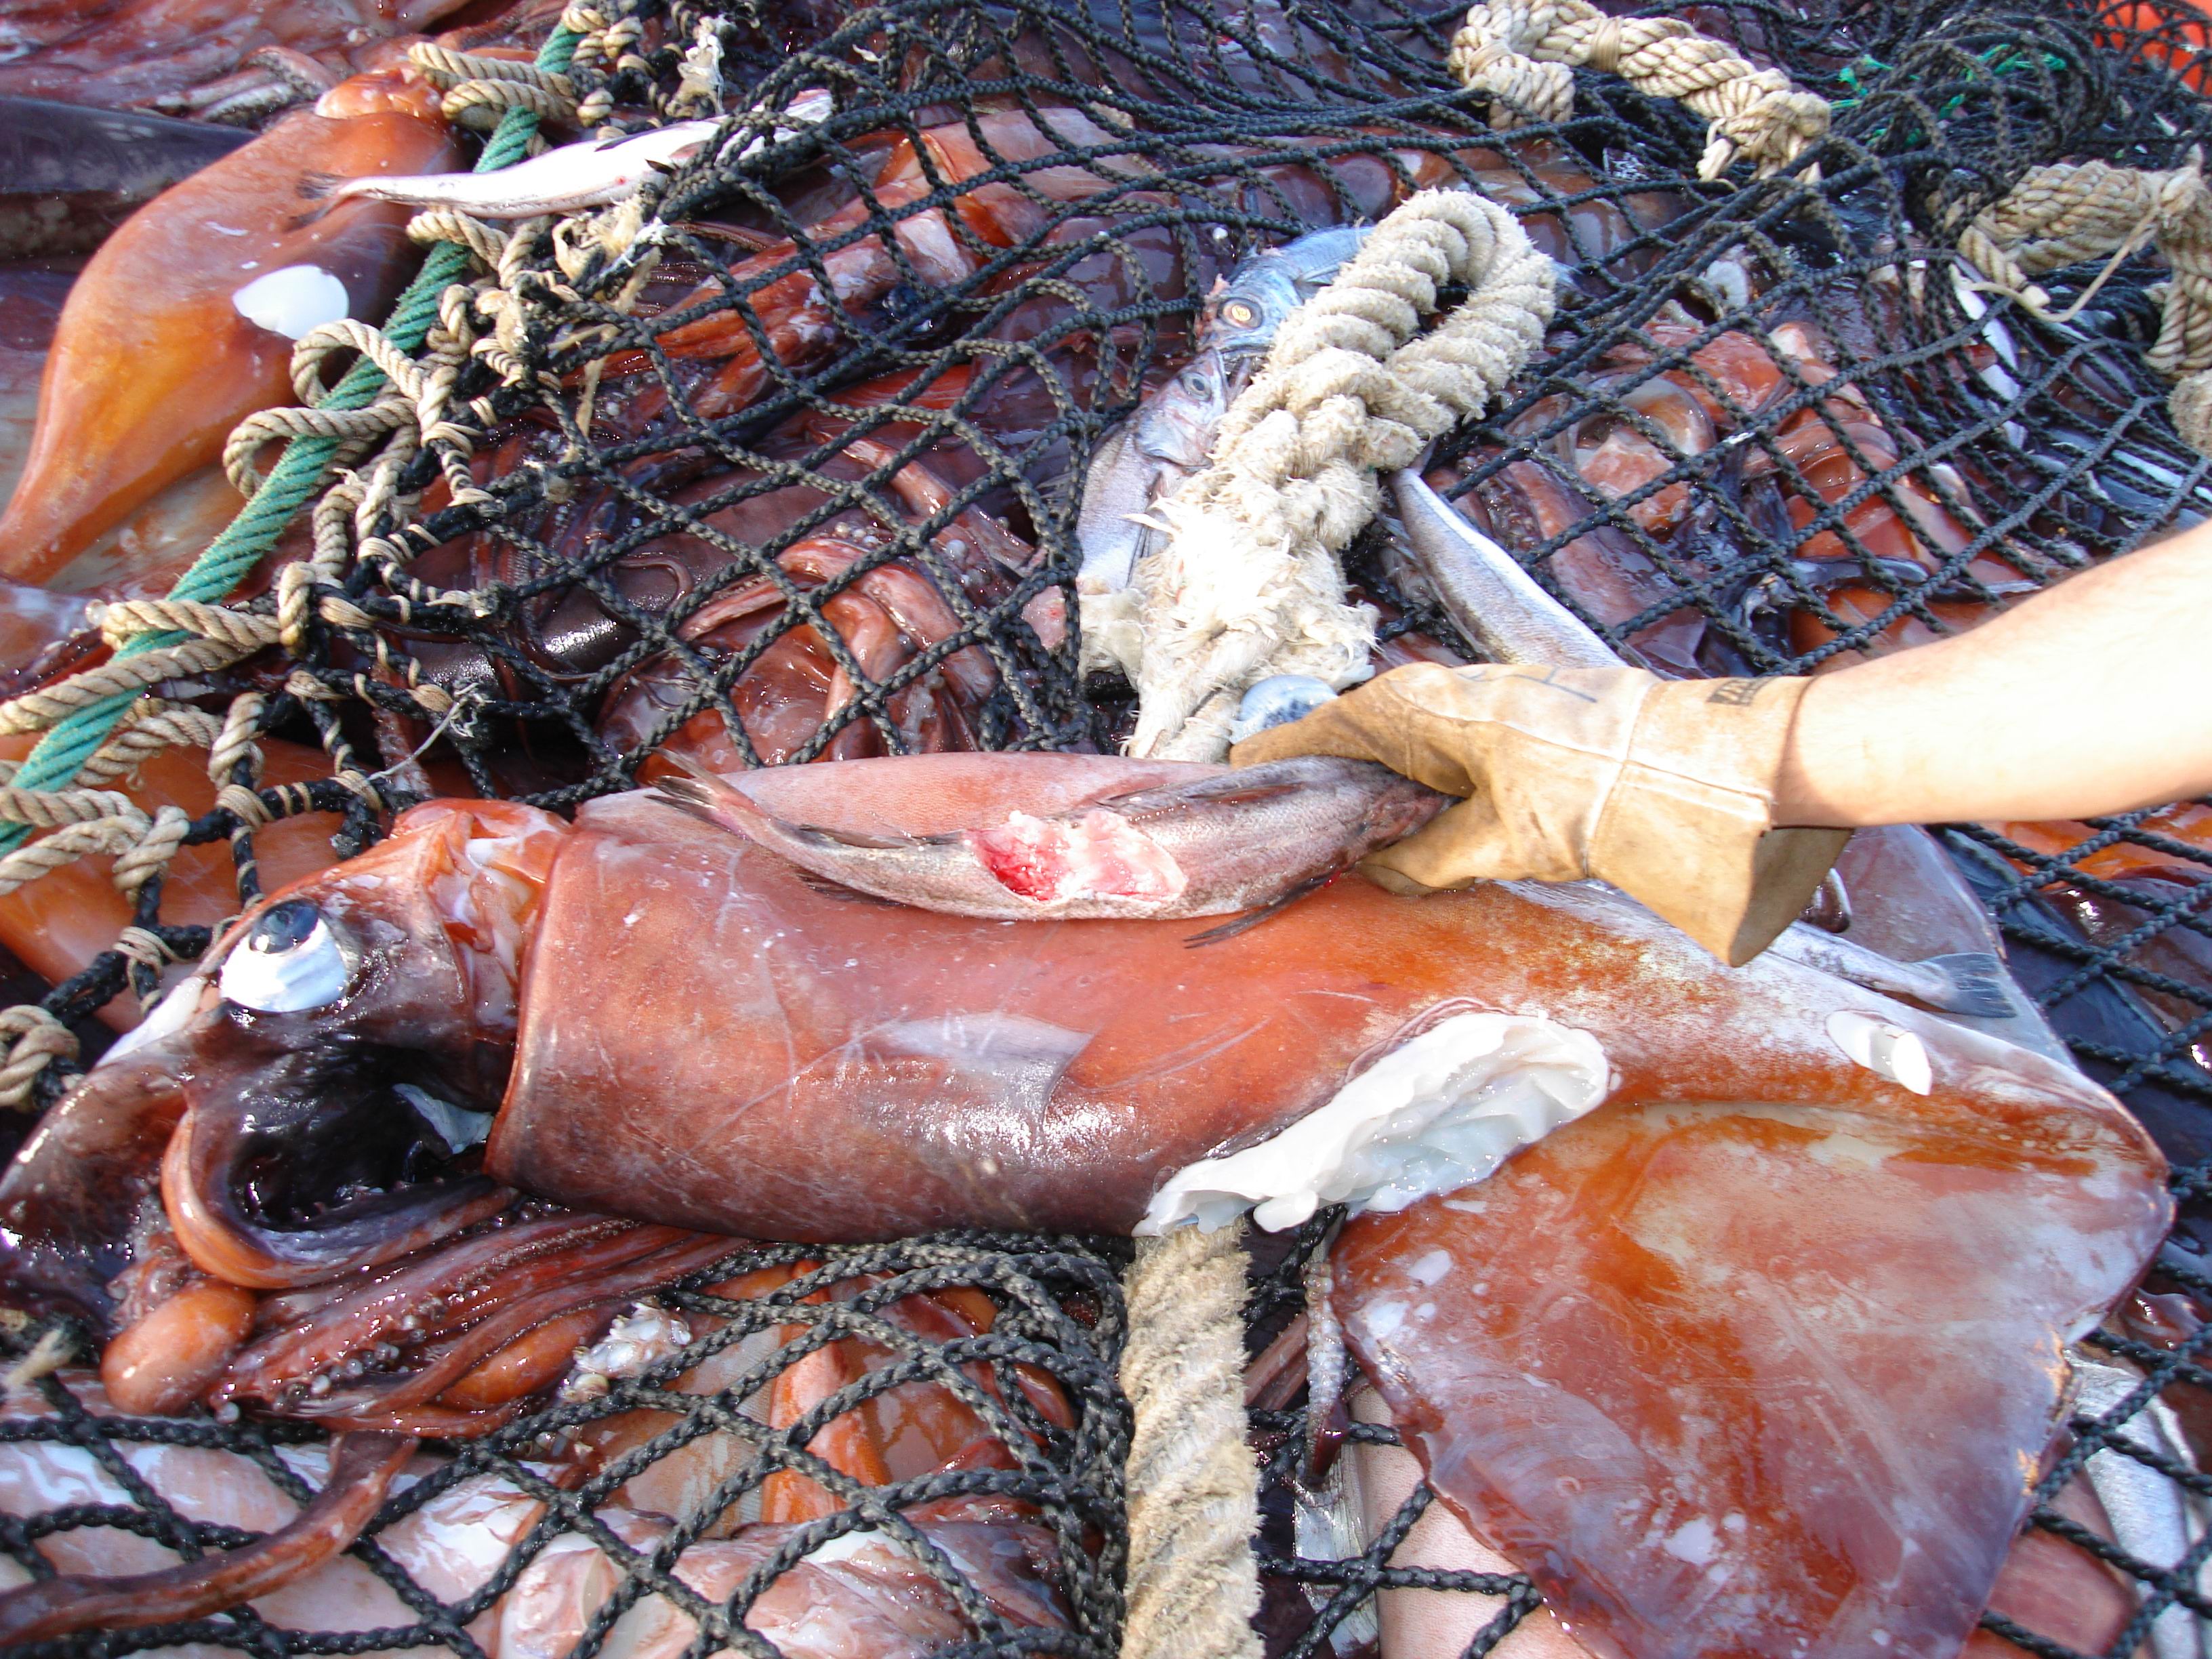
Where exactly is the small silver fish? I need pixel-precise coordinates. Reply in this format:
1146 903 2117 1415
2070 1357 2210 1659
1765 931 2013 1020
329 89 832 218
1388 470 1620 670
1077 224 1372 599
1229 674 1338 744
659 754 1446 924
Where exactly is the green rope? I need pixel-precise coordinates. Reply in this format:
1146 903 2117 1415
0 25 583 851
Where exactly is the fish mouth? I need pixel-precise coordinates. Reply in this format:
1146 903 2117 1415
163 1062 512 1290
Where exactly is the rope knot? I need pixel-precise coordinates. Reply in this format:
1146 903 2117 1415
1449 0 1826 176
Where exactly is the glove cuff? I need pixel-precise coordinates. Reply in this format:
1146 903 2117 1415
1586 676 1847 966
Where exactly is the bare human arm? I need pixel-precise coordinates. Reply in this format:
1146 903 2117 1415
1776 523 2212 827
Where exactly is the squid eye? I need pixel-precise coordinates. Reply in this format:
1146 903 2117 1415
220 901 352 1013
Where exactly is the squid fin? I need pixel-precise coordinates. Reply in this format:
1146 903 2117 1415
1913 951 2016 1020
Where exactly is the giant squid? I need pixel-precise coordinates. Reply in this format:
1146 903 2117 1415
0 741 2171 1658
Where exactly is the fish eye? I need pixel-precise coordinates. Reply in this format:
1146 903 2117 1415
1221 298 1258 327
219 901 354 1014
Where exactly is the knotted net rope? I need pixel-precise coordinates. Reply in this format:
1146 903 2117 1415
1125 190 1557 761
0 2 658 1103
1446 0 1832 178
1958 152 2212 453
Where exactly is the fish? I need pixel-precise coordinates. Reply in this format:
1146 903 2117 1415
1 769 2146 1253
0 67 460 585
655 750 1448 922
328 90 835 218
1076 225 1371 611
0 764 2167 1655
1387 470 1622 672
0 96 249 258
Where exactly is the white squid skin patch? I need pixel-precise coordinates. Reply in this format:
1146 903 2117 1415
231 264 351 340
1826 1010 1933 1096
1138 1011 1613 1235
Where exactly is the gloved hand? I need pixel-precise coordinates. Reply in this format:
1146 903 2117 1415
1229 661 1847 966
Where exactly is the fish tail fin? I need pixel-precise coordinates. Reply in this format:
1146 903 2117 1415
1916 953 2018 1020
653 768 762 834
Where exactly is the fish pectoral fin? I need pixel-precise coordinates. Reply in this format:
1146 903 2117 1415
791 868 909 907
1184 868 1341 947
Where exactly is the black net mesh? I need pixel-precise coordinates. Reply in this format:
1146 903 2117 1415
9 0 2212 1650
0 1234 1131 1656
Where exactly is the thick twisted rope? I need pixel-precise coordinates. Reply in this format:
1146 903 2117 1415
1120 1223 1263 1659
1126 190 1555 760
1959 151 2212 454
1446 0 1830 179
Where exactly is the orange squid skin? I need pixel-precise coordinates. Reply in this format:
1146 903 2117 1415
484 770 2163 1240
0 68 460 585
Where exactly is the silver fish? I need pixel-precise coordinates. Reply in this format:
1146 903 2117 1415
329 90 832 218
1388 470 1619 670
1077 224 1372 599
2071 1356 2211 1659
657 753 1446 924
1765 931 2013 1019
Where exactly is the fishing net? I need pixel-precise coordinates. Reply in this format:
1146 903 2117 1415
0 1234 1132 1656
3 0 2212 1650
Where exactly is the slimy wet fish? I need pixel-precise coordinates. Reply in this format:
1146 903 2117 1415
0 68 459 585
1388 468 1620 670
0 763 2169 1658
658 750 1447 922
1381 471 2047 1029
1077 225 1368 670
329 89 834 218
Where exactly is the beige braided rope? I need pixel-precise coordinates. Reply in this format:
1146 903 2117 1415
1446 0 1829 179
1120 1223 1263 1659
1960 150 2212 453
0 1006 73 1111
405 41 580 131
1126 189 1555 760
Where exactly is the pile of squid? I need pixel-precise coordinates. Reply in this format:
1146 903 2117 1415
0 0 2201 1656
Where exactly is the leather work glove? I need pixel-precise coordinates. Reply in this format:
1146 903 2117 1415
1229 662 1848 967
